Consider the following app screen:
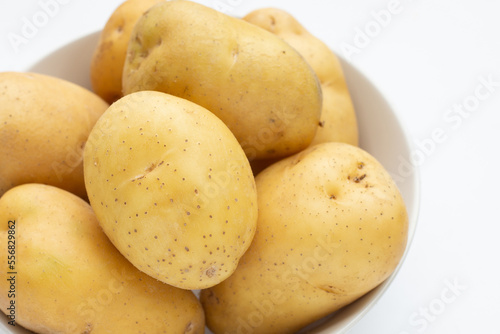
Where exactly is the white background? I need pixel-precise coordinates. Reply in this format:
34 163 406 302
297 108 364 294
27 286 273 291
1 1 499 333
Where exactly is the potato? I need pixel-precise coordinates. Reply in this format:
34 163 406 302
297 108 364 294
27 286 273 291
122 0 322 161
0 183 204 333
201 142 408 333
90 0 163 104
243 8 359 147
83 90 258 290
0 72 108 200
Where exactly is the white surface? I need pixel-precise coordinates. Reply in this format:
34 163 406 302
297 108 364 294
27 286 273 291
1 1 499 333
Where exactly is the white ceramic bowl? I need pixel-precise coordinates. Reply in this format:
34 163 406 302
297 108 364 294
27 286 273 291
0 31 419 334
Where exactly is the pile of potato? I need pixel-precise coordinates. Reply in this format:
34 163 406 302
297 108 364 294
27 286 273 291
0 1 408 333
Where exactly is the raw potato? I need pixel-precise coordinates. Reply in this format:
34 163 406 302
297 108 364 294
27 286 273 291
83 91 258 290
0 183 205 334
201 142 408 334
122 0 322 161
0 72 108 200
244 8 358 147
90 0 164 103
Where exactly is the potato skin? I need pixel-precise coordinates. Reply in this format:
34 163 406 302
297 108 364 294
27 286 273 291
0 72 108 200
90 0 163 103
0 183 204 334
201 142 408 333
244 8 358 147
122 0 322 161
83 91 258 290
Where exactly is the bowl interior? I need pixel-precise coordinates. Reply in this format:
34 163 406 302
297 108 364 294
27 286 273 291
1 31 418 334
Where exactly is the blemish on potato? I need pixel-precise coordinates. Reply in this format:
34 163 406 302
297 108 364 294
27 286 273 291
353 174 366 183
82 323 93 334
206 266 217 278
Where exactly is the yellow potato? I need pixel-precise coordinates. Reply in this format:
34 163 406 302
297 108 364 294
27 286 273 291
0 72 108 200
244 8 358 147
122 0 322 161
90 0 163 103
0 183 204 333
83 90 258 290
201 142 408 333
